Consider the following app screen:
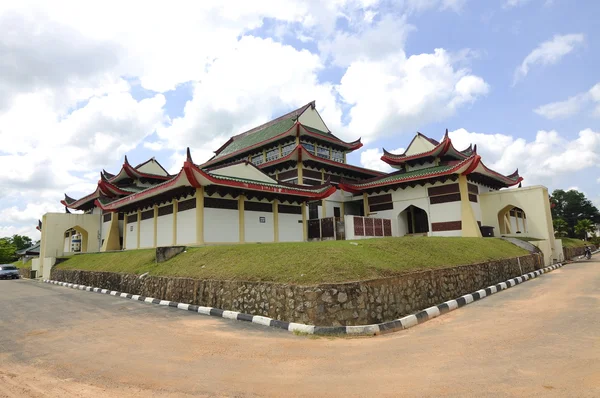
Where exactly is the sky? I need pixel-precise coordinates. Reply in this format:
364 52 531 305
1 0 599 240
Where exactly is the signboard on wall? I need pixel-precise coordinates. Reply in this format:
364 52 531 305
259 217 266 223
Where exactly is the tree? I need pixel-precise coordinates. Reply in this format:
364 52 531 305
0 238 17 263
574 219 595 241
9 234 33 251
551 189 600 237
553 218 569 237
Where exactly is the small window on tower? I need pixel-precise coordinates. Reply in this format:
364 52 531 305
282 142 295 156
251 154 264 165
302 143 315 153
317 146 330 159
332 150 344 162
266 148 279 162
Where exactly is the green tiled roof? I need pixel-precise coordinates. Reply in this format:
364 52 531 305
209 173 330 193
302 125 330 137
216 117 296 158
352 165 454 187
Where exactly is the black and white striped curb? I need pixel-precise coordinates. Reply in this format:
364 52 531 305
43 262 564 336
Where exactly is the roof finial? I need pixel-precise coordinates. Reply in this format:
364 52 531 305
186 147 193 163
473 144 477 154
444 128 449 140
518 182 522 188
124 155 130 165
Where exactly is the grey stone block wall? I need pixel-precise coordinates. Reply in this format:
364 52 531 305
51 254 542 327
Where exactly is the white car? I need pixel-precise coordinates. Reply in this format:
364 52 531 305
0 265 20 280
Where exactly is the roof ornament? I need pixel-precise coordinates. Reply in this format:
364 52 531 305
518 182 522 188
186 147 193 163
444 128 449 140
473 144 477 154
124 155 130 165
65 206 72 214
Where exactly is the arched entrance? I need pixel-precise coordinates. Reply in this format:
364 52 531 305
497 205 527 235
398 205 430 236
63 225 89 253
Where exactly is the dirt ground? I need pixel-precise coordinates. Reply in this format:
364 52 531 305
1 261 599 397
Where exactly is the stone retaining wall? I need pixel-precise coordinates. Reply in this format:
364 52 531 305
18 267 32 279
563 244 596 260
51 254 543 327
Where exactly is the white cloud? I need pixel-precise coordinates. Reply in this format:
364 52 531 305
449 127 600 186
338 48 489 143
534 82 600 119
404 0 468 13
504 0 532 8
513 33 585 85
359 147 404 172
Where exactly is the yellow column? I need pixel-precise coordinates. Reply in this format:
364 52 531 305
239 195 245 243
363 192 369 217
301 202 307 241
321 168 325 183
273 199 279 243
263 148 267 163
123 214 128 250
172 199 178 245
458 175 482 237
153 205 158 248
343 152 347 163
298 162 303 185
340 202 345 217
196 187 204 245
322 200 327 217
278 143 282 157
136 209 141 249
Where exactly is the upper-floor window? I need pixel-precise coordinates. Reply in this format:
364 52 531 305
282 142 295 156
302 143 315 153
251 154 264 165
332 150 344 163
317 146 330 159
266 148 279 162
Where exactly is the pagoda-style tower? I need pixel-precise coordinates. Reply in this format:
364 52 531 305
201 101 384 185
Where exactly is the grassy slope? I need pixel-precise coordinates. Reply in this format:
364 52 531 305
560 238 590 248
56 237 528 284
12 259 32 269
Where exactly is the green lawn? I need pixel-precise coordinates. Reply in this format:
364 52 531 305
55 237 528 284
560 238 590 248
12 259 32 269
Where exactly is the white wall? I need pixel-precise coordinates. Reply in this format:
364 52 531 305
278 213 303 242
298 106 329 132
245 210 274 243
101 220 111 242
136 159 168 176
139 217 154 248
404 135 435 156
176 208 196 245
204 208 238 243
63 235 70 253
125 216 138 249
157 213 173 246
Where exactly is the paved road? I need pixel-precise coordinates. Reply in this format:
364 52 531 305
1 261 599 398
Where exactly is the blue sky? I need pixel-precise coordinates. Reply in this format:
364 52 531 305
0 0 598 239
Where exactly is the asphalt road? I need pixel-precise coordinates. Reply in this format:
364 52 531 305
1 261 599 398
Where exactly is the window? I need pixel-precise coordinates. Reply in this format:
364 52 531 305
266 148 279 162
332 150 344 163
334 207 341 218
282 142 295 156
308 202 319 219
317 146 330 159
251 154 264 165
302 143 315 153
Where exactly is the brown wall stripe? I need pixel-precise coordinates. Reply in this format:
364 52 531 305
303 169 322 179
158 205 173 217
102 213 112 223
469 194 478 203
468 183 479 194
370 202 394 212
140 210 154 221
431 221 462 232
429 193 461 205
118 213 124 220
428 183 459 197
245 201 273 213
278 169 298 180
278 204 302 215
127 214 138 223
324 173 341 183
205 197 238 210
178 198 196 212
368 193 392 205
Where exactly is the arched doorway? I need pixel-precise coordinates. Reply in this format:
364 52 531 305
497 205 527 235
398 205 430 236
63 226 89 253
